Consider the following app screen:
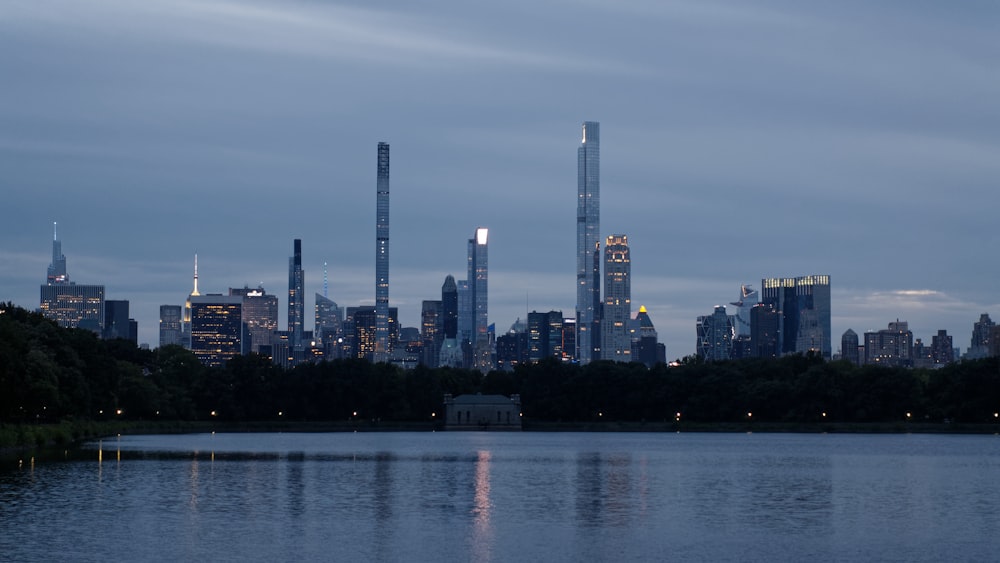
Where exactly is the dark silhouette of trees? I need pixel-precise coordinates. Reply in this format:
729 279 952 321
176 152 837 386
3 303 1000 426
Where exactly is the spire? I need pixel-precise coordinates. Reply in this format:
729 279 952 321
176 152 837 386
323 262 328 298
192 254 200 296
53 221 57 241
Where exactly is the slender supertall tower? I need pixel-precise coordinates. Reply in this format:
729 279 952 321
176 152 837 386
469 227 491 372
576 121 600 364
374 142 390 363
288 239 304 351
47 222 68 284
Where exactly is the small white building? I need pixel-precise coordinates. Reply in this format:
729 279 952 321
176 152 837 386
443 393 521 430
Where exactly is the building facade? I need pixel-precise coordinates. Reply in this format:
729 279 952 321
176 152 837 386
697 306 734 361
468 227 491 372
374 142 391 363
864 320 913 367
189 295 244 368
576 121 601 365
230 286 279 354
159 305 183 348
39 226 104 333
601 234 631 361
760 275 831 358
287 239 304 352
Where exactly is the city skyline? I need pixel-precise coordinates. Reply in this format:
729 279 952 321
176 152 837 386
3 1 998 358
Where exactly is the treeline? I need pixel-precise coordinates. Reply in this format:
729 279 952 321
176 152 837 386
3 303 1000 425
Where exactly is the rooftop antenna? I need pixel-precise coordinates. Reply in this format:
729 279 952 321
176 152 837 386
53 221 58 241
192 254 200 296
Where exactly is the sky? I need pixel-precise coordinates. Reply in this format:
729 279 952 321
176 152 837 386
2 0 999 358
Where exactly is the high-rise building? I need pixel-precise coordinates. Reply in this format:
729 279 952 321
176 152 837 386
39 225 104 333
601 234 631 361
631 306 665 368
469 227 491 372
864 320 913 367
730 284 759 337
966 313 994 359
314 293 343 355
528 310 564 363
374 142 391 363
230 286 278 354
697 306 734 361
159 305 183 348
421 300 442 367
103 300 133 341
182 255 200 348
841 329 860 365
189 295 244 368
761 275 831 358
931 329 953 365
439 275 462 367
47 222 67 285
750 303 779 358
288 239 304 352
576 121 600 365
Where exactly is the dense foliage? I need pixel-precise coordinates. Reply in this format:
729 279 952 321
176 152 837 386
2 303 999 425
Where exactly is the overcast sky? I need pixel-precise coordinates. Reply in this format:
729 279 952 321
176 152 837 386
2 0 998 358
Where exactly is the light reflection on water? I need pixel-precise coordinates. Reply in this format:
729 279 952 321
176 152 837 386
2 432 1000 562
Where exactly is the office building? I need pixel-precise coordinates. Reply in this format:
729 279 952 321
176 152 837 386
439 275 462 367
632 306 665 368
841 329 860 365
601 234 631 361
750 303 779 358
39 225 104 333
761 275 831 358
230 286 278 354
697 306 734 361
374 142 391 363
421 300 442 367
528 310 564 363
182 255 200 348
103 300 134 342
159 305 183 348
189 295 245 368
730 284 759 337
315 294 343 356
576 121 601 364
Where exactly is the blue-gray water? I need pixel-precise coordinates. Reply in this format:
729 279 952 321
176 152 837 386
2 431 1000 562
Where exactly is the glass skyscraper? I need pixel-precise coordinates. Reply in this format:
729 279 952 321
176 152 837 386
374 142 390 363
288 239 304 351
469 227 491 373
760 275 831 358
576 121 600 364
601 234 631 361
39 225 104 333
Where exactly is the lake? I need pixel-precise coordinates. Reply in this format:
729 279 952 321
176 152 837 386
2 431 1000 562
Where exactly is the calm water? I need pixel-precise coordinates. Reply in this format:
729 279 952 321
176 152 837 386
2 431 1000 562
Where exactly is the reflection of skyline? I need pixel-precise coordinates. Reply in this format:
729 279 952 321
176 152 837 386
470 450 494 563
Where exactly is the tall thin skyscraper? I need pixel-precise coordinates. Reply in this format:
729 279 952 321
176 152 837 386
576 121 600 364
601 234 631 361
469 227 491 372
47 222 67 284
288 239 304 351
374 142 390 363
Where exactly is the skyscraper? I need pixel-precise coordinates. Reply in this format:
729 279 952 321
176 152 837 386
576 121 600 365
159 305 183 348
697 306 734 361
189 295 244 368
420 299 442 367
439 275 462 367
374 142 390 363
47 222 67 285
761 275 831 358
314 293 343 353
182 255 200 348
39 225 104 333
469 227 492 372
103 300 132 341
602 234 631 361
230 286 278 354
288 239 304 351
841 328 860 365
730 284 759 337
